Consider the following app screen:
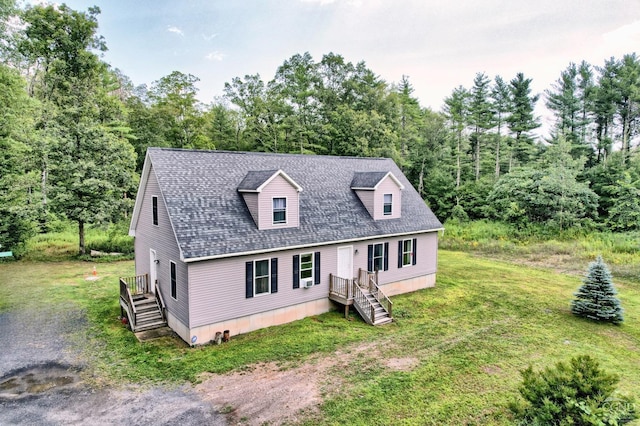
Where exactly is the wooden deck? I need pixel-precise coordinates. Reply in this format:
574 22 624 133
329 269 392 325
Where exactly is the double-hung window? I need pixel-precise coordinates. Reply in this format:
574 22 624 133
246 258 278 298
402 239 413 266
383 194 392 215
398 238 417 268
300 253 313 281
372 243 384 271
254 259 270 295
170 261 177 299
273 197 287 224
152 196 158 226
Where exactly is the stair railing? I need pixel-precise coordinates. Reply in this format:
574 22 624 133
368 275 393 319
119 278 138 329
155 285 167 322
351 281 376 324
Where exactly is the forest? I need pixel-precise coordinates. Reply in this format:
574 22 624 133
1 2 639 256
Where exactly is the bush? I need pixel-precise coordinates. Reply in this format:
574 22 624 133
510 355 637 425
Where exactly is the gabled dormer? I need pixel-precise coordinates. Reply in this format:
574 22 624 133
351 171 404 220
238 169 302 230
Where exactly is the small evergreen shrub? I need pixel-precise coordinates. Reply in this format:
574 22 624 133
571 256 624 324
510 355 637 425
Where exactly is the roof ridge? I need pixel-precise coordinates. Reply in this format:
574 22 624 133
148 147 393 161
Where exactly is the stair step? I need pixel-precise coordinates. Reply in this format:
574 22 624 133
134 320 167 332
138 312 162 320
373 317 393 326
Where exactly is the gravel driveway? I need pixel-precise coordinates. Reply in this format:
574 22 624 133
0 304 226 425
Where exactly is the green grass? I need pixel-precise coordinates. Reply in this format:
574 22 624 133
441 220 640 280
1 250 638 425
22 221 133 262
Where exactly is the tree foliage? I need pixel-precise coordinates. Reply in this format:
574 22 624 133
571 256 624 324
510 355 637 425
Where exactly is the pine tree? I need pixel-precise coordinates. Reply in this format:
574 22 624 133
571 256 623 324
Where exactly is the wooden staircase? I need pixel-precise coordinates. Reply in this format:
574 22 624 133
131 294 167 332
119 274 167 333
360 289 392 325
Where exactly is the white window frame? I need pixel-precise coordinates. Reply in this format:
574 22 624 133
300 252 314 282
372 243 384 272
402 239 413 267
254 258 271 296
152 195 159 226
170 261 177 300
383 193 392 215
272 197 288 225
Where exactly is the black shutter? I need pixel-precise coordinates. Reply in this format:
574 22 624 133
398 240 403 268
314 251 321 285
383 242 389 271
367 244 373 272
271 258 278 293
245 261 253 298
412 238 417 265
293 255 300 289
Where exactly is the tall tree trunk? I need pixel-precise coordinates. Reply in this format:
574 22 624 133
495 121 501 179
456 132 461 189
475 129 480 182
418 159 425 196
78 220 85 256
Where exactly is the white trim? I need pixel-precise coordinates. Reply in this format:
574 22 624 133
351 172 405 191
170 260 178 300
383 193 393 216
299 252 314 283
253 258 271 296
152 195 159 226
271 196 288 225
130 151 186 261
183 228 444 263
401 238 413 267
238 169 303 193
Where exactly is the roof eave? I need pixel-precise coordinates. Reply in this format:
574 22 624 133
182 227 444 263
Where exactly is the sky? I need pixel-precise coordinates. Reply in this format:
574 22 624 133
32 0 640 134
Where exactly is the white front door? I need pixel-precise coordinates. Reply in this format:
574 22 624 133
149 249 157 294
337 246 353 280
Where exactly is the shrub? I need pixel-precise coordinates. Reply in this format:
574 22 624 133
571 256 624 324
510 355 637 425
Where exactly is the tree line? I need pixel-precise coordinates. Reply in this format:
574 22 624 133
0 2 639 255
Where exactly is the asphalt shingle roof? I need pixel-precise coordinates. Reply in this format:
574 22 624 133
146 148 443 260
350 172 389 189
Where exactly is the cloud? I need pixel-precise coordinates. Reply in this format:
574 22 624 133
167 26 184 37
205 51 225 61
602 20 640 43
202 33 217 41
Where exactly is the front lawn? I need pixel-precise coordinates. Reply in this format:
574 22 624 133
0 251 638 424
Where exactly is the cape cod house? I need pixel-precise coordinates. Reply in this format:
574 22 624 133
120 148 443 345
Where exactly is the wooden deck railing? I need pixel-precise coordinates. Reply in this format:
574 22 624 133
120 274 149 296
119 278 138 330
367 275 393 319
351 282 376 324
329 274 352 300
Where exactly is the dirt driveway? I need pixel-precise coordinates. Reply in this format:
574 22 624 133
0 305 224 425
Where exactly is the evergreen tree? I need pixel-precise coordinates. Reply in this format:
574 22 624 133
571 256 624 324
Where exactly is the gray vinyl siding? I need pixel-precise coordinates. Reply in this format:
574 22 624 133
354 189 375 218
133 166 190 326
258 174 300 229
373 176 402 220
187 231 437 328
241 193 259 226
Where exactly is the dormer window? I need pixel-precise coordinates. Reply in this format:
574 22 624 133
351 171 404 220
273 197 287 224
238 170 302 230
383 194 392 215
